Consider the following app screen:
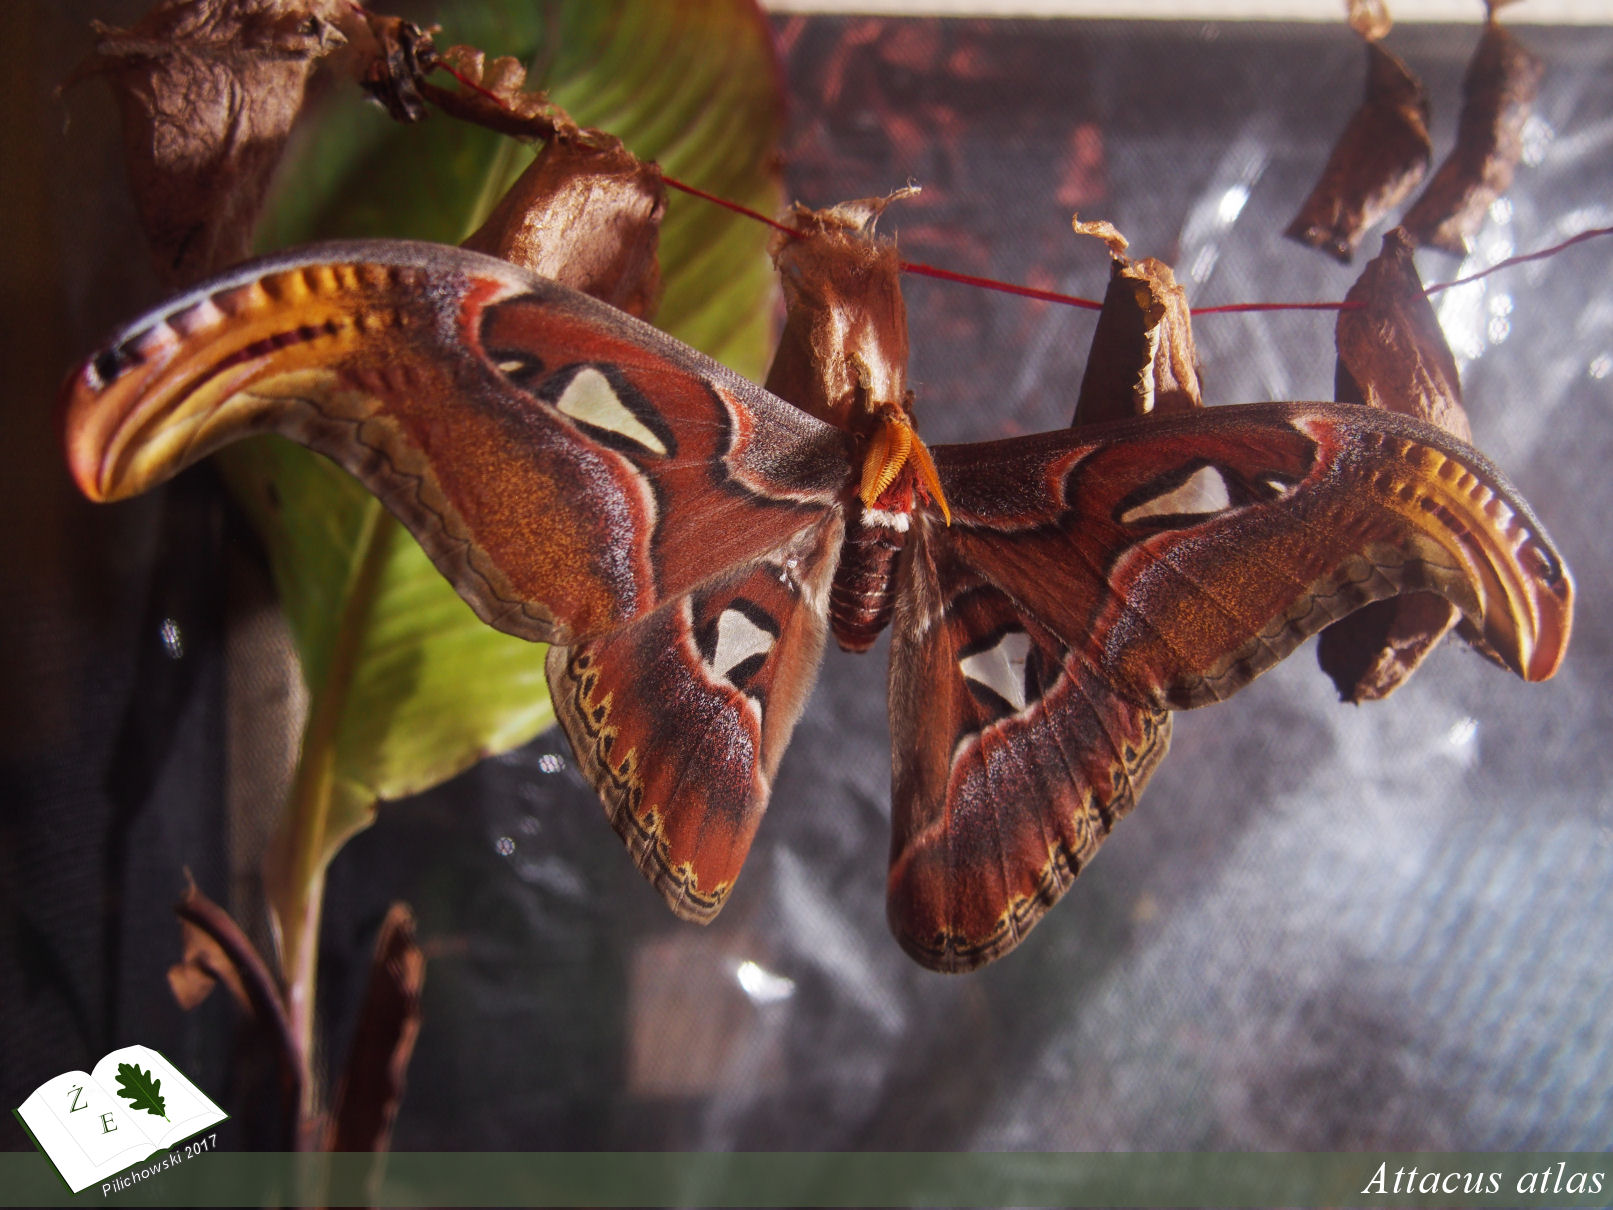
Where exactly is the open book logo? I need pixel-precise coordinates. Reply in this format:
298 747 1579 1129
13 1044 228 1195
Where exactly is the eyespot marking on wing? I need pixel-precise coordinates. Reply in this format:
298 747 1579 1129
553 366 668 456
490 349 545 384
1118 463 1233 525
705 602 778 688
958 629 1032 713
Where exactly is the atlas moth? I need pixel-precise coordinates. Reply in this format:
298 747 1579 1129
61 193 1571 972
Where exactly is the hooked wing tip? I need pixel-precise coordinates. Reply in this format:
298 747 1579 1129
60 357 123 502
1521 562 1573 682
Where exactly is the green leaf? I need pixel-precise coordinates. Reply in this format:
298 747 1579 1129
216 443 556 809
241 0 785 1040
113 1064 168 1121
261 0 786 373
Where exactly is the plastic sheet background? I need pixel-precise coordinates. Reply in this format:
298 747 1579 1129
3 9 1610 1154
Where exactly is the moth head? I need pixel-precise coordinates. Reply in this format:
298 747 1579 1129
857 408 950 526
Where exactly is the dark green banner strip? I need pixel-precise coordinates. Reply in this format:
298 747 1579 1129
1 1150 1608 1207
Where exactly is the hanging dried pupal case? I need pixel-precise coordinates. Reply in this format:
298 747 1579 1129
1069 217 1203 425
1401 0 1544 256
1285 0 1431 262
1318 229 1478 701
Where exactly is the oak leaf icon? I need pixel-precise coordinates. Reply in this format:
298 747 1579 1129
114 1063 168 1121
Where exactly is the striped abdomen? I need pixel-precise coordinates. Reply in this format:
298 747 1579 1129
830 507 907 651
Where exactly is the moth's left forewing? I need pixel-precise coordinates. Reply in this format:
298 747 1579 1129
550 514 843 922
933 402 1570 711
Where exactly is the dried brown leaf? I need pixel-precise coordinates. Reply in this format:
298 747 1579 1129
462 135 666 319
326 903 425 1154
166 875 256 1014
168 918 252 1013
79 0 346 284
1402 19 1543 256
1074 254 1202 427
1286 42 1431 263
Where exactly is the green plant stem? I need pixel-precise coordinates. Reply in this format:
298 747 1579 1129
273 497 391 1127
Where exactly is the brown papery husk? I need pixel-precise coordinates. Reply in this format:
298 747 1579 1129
75 0 347 286
764 194 913 434
1401 19 1543 256
1285 40 1431 264
1332 229 1470 440
399 40 666 312
1319 228 1468 701
1071 215 1129 259
1073 255 1203 427
167 877 255 1014
422 44 574 141
1347 0 1393 43
462 134 667 320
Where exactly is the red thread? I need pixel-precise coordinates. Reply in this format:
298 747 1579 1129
661 177 800 238
900 261 1104 310
1191 299 1353 315
435 60 508 107
421 57 1612 318
1425 225 1613 294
